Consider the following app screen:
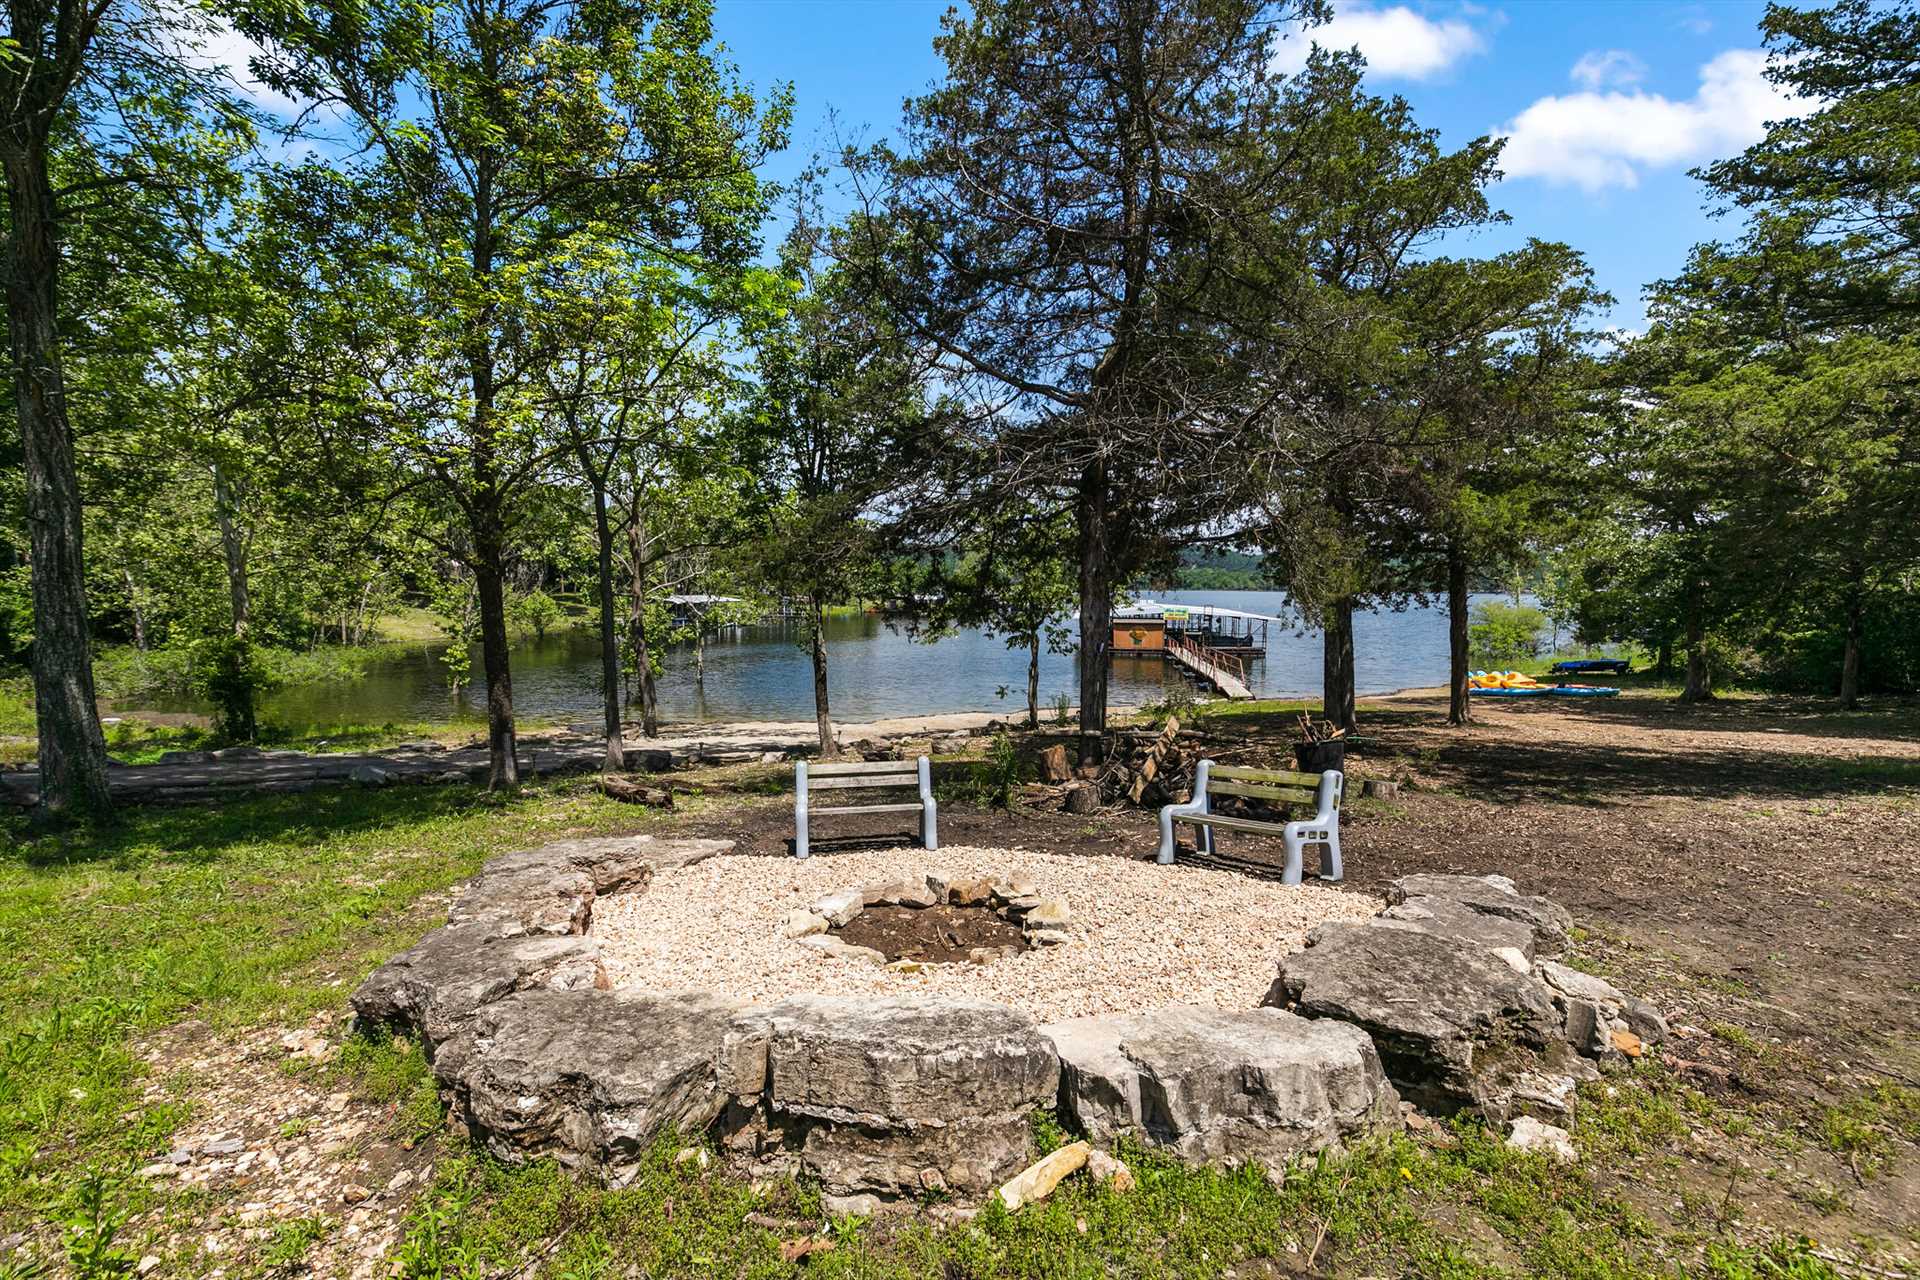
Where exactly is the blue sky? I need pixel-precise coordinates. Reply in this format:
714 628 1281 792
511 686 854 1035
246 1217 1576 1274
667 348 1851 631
710 0 1794 331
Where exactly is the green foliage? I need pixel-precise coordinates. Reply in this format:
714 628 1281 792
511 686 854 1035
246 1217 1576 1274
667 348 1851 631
979 731 1025 810
427 579 479 694
1703 1237 1840 1280
191 633 272 743
0 566 29 666
511 590 565 642
1468 601 1547 667
1560 0 1920 704
59 1169 135 1279
1818 1084 1920 1179
259 1215 330 1271
0 1249 50 1279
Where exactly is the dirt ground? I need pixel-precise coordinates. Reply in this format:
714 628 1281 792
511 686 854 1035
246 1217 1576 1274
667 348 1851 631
834 903 1031 963
684 689 1920 1253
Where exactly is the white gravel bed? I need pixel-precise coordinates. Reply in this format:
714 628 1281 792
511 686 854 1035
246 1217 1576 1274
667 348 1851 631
592 846 1382 1023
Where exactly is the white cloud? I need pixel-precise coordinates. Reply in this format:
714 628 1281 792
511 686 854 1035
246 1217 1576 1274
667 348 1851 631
1496 49 1798 191
190 22 305 116
1272 4 1488 82
1569 49 1647 91
1672 6 1715 36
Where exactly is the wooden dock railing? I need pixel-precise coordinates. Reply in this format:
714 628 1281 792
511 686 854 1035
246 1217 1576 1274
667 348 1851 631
1165 632 1253 700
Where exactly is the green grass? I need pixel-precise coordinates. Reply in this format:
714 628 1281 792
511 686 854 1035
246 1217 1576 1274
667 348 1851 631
358 1106 1836 1280
1819 1085 1920 1180
4 711 493 769
374 607 453 643
0 778 663 1245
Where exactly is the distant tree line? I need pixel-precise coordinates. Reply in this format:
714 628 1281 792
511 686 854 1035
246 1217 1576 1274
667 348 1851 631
4 0 1915 820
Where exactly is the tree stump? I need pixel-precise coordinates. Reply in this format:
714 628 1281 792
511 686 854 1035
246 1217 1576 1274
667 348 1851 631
1064 783 1100 815
1362 779 1400 800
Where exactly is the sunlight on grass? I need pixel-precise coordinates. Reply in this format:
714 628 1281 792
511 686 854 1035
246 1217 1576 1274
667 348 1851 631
0 779 663 1232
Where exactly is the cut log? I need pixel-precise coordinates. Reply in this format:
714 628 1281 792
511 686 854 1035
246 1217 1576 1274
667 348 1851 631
1363 779 1400 800
600 776 675 808
1037 744 1072 784
1064 783 1099 815
996 1141 1090 1211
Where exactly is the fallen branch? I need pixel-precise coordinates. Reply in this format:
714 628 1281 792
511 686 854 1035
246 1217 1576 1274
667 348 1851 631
600 775 675 808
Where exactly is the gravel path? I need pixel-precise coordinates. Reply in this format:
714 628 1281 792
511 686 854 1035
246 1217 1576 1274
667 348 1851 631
593 846 1381 1023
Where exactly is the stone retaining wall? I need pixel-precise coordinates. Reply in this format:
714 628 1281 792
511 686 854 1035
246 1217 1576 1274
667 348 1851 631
353 838 1664 1202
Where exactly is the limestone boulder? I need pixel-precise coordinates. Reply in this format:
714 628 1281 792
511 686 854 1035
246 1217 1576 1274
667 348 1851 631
451 836 735 937
757 997 1059 1196
1360 895 1539 963
483 834 732 897
432 989 767 1185
449 864 596 937
350 925 607 1053
1535 959 1669 1050
1385 874 1573 956
1267 924 1563 1115
1042 1005 1400 1168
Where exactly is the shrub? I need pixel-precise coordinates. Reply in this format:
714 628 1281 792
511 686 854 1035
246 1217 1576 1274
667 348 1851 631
514 589 565 640
1469 601 1546 667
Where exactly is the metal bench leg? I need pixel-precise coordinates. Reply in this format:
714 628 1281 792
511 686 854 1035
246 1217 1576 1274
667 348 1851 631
918 756 938 851
1280 825 1305 886
1320 827 1342 882
794 762 809 860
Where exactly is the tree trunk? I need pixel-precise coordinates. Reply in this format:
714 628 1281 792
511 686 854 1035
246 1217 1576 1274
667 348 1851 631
808 596 835 756
211 463 257 741
472 529 519 787
3 141 111 819
1447 543 1472 727
212 464 251 637
694 626 706 685
1075 458 1111 760
466 145 517 788
625 509 659 737
1655 639 1672 676
1322 597 1357 731
1838 569 1864 710
1025 631 1040 729
1680 600 1711 703
591 482 624 771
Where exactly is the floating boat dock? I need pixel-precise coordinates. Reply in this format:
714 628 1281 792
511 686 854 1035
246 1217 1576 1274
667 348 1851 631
1108 600 1274 700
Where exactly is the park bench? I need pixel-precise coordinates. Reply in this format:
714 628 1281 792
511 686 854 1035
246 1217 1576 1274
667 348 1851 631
793 756 938 859
1155 759 1343 884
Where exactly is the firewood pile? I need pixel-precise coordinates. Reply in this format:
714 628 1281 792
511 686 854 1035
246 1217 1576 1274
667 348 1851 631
1022 718 1197 814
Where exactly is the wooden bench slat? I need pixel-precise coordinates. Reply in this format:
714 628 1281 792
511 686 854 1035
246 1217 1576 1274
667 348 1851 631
1176 813 1295 836
804 773 921 792
1205 780 1320 804
810 802 925 816
807 759 922 777
1210 765 1325 787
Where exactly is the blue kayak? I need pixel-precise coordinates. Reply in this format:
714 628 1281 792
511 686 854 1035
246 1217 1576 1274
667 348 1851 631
1470 685 1554 697
1551 659 1630 675
1550 684 1620 697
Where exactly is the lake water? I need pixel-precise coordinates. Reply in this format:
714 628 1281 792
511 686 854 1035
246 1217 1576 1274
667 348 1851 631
192 590 1532 728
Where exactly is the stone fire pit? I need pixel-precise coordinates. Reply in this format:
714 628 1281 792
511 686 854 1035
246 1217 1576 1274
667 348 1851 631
590 848 1376 1021
353 834 1662 1207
